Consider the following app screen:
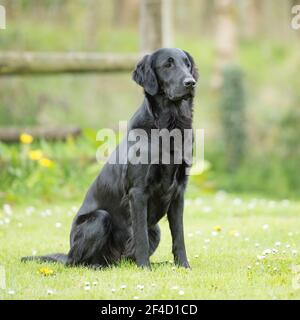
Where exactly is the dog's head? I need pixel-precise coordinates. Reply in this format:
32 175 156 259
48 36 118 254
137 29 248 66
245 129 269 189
132 48 198 101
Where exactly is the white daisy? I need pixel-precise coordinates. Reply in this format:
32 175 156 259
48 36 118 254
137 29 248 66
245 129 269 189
3 204 12 216
47 289 54 295
263 249 272 255
55 222 62 228
257 255 266 260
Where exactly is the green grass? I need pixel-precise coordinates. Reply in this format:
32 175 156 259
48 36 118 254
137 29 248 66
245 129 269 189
1 193 300 300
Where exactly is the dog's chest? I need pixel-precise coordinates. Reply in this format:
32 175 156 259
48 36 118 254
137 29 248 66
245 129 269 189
146 164 186 224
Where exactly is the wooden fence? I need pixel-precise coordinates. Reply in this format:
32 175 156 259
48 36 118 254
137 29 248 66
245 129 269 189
0 52 141 75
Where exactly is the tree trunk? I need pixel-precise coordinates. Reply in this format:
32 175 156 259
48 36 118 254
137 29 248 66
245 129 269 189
212 0 237 89
113 0 139 27
140 0 173 52
85 0 101 50
240 0 261 39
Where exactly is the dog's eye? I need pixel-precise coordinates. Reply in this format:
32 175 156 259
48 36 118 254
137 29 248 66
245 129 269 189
164 57 174 68
184 59 191 68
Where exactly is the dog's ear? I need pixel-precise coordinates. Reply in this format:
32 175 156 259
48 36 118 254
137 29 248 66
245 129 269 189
132 54 158 96
184 51 199 81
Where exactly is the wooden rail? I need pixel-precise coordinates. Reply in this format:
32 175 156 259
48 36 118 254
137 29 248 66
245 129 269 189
0 52 141 75
0 127 81 142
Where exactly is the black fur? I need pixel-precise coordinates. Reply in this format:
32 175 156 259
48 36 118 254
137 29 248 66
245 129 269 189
22 48 198 269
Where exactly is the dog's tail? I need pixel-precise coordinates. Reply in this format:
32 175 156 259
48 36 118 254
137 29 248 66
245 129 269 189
21 253 68 264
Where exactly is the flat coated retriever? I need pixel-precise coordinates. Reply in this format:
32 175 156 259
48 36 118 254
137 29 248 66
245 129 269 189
22 48 198 269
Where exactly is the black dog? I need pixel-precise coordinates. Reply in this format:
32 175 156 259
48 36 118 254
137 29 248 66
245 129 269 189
22 48 198 269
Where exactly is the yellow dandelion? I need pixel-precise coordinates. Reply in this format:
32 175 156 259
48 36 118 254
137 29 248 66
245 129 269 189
38 267 54 276
39 158 54 168
28 149 43 161
20 133 33 144
213 225 222 232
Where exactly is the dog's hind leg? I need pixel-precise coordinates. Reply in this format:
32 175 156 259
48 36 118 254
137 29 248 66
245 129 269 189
67 209 112 267
148 224 161 256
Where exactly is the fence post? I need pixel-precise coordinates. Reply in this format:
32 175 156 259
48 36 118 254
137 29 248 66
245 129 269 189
140 0 173 52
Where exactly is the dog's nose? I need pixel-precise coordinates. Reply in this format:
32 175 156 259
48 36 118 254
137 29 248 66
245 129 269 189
183 78 196 88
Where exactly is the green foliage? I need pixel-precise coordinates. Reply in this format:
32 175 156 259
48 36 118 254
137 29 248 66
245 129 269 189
0 136 103 205
219 64 246 172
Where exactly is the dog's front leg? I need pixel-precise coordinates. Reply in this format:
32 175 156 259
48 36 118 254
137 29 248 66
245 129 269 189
167 193 190 268
129 187 150 268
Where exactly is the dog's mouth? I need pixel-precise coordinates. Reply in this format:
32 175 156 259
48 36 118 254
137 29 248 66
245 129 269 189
168 92 193 102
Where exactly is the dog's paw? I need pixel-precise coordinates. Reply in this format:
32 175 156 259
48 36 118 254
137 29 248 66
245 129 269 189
136 260 151 270
175 260 191 269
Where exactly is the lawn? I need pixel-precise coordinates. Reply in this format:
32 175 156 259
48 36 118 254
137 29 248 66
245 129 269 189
1 192 300 300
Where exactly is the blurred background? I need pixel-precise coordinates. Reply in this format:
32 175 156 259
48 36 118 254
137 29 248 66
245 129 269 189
0 0 300 205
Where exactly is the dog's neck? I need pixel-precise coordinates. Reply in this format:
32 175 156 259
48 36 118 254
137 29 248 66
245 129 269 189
145 93 193 131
